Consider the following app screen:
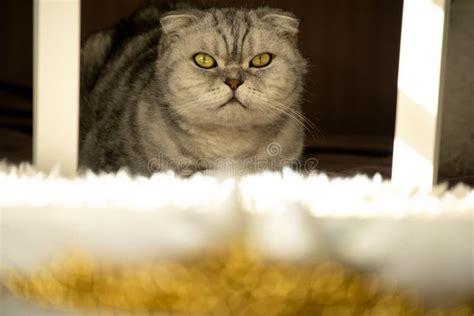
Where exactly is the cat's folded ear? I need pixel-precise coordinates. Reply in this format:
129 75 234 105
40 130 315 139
260 9 300 39
160 11 199 43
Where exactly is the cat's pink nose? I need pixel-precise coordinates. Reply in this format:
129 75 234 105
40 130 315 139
225 78 243 90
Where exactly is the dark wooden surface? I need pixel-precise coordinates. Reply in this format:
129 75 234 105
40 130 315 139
0 0 33 87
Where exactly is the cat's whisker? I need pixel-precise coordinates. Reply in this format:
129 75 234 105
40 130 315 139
270 100 323 139
246 89 318 139
252 106 278 125
258 96 321 139
263 103 317 140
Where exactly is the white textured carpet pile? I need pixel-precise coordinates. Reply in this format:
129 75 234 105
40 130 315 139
0 162 473 311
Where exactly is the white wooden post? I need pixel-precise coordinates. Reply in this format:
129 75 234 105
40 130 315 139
33 0 81 177
392 0 451 189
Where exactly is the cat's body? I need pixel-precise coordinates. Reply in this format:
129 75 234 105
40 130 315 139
80 5 307 176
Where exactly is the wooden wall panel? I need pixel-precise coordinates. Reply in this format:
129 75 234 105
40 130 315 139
81 0 144 39
0 0 33 87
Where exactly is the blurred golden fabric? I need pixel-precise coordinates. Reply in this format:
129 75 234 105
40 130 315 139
4 243 472 316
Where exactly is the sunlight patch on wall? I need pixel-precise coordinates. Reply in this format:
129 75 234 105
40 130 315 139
397 0 446 115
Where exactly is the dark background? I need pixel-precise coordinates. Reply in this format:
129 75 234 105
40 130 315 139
0 0 404 176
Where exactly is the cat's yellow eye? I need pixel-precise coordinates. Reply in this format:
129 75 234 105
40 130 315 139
250 53 272 68
194 53 217 69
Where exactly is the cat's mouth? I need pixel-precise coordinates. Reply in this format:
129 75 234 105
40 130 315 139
219 97 247 109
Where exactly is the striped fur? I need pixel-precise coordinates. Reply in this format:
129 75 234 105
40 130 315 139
80 5 308 176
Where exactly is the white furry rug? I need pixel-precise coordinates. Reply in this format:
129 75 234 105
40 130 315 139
0 162 473 313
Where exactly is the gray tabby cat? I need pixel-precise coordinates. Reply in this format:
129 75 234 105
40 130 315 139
80 5 307 176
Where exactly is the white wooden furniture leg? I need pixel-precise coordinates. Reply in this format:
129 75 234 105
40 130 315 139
33 0 81 177
392 0 451 189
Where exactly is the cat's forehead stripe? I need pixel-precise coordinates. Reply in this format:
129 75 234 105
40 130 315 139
211 9 252 60
230 14 239 58
240 15 251 58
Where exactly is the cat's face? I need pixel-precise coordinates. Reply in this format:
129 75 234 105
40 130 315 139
156 8 307 128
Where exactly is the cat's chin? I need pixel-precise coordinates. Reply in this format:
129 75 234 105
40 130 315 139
209 106 255 128
218 98 247 109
